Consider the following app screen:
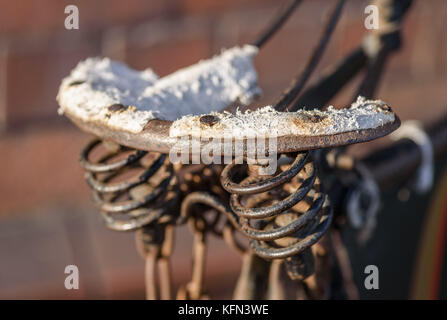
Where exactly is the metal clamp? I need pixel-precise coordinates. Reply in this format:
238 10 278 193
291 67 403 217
391 120 434 193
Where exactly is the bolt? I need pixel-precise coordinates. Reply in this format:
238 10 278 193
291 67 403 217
108 104 127 112
68 80 85 86
200 115 219 127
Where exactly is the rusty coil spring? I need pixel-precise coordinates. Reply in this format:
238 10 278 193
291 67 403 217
79 139 179 232
220 151 332 279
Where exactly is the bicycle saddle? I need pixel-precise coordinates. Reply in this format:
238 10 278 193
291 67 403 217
57 45 400 155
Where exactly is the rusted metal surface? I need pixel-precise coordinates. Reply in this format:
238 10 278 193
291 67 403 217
67 108 400 156
80 139 181 300
220 152 332 284
80 139 179 232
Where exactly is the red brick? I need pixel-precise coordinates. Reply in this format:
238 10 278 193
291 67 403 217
337 16 366 56
0 0 176 37
126 17 213 76
5 50 48 126
4 32 102 128
0 126 91 215
127 37 211 76
0 44 7 130
179 0 276 16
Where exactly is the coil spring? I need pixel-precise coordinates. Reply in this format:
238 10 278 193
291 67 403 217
220 151 332 280
79 139 178 232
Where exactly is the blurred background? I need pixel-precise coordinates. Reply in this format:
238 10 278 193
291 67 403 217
0 0 446 299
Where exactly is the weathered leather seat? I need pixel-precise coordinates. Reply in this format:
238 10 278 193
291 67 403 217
57 46 399 156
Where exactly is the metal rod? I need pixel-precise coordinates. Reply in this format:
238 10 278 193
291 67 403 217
275 0 346 111
253 0 302 48
145 248 159 300
363 115 447 189
293 47 367 109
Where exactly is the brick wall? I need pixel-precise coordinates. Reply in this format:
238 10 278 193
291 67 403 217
0 0 446 299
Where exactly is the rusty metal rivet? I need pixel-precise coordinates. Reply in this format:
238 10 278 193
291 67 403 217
200 115 219 126
378 104 391 112
301 113 326 123
108 104 127 112
68 80 85 86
